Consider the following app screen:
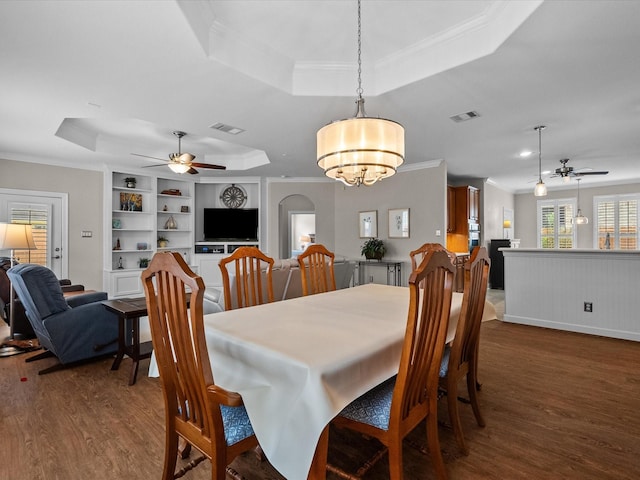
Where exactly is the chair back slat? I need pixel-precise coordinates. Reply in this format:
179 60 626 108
391 250 455 424
219 247 275 310
297 244 336 296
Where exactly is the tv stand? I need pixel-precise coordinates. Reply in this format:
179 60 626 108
193 241 260 288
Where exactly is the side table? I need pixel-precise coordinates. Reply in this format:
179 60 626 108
101 297 153 385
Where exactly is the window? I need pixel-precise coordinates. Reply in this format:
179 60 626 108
9 205 49 266
594 194 638 249
537 198 576 248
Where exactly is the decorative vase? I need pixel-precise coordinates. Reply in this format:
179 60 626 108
365 251 383 261
164 215 177 229
158 240 168 248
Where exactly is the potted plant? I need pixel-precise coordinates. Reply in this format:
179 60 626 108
361 238 386 260
124 177 137 188
157 236 169 248
138 258 150 268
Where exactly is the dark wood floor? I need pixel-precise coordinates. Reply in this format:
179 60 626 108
1 317 639 480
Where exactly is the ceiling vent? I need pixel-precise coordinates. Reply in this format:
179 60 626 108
209 122 245 135
449 111 481 123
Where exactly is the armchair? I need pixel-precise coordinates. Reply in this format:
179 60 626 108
7 263 119 374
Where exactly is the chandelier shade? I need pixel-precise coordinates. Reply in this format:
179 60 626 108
316 0 404 187
317 113 404 187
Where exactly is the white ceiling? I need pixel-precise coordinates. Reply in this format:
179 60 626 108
1 0 640 193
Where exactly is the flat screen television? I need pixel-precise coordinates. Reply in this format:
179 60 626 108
203 208 259 241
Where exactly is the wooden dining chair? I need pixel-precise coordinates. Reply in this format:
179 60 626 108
219 246 275 310
330 250 455 480
409 242 456 271
142 252 259 480
438 246 490 455
297 243 336 296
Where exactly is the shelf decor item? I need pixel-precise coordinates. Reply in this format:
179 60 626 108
124 177 137 188
139 258 150 268
361 238 385 261
164 215 177 229
158 236 169 248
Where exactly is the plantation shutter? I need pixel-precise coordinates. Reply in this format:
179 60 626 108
9 206 49 266
538 198 576 249
595 195 638 250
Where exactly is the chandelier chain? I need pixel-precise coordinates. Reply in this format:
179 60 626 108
356 0 363 98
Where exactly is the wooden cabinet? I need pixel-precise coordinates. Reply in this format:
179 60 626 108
454 186 480 225
447 186 456 233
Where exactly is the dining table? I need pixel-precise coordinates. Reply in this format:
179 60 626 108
187 282 496 479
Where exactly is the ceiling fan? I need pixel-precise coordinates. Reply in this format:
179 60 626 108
133 131 226 175
551 158 608 182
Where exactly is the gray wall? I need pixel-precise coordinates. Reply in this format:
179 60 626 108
266 162 447 285
0 158 104 289
515 182 640 249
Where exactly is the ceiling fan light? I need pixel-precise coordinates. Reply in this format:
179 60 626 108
534 180 547 196
168 162 191 174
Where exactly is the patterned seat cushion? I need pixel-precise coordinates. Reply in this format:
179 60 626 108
338 376 396 431
221 404 254 446
439 346 451 377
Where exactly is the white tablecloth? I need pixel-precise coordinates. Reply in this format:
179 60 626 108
205 284 465 479
150 283 496 479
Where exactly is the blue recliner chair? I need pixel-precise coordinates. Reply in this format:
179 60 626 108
7 263 119 374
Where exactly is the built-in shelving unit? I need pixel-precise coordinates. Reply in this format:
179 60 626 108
104 171 194 297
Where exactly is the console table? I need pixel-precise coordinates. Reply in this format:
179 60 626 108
357 260 402 286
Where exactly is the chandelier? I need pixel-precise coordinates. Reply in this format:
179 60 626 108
317 0 404 187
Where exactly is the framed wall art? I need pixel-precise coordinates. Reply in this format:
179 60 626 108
388 208 410 238
358 210 378 238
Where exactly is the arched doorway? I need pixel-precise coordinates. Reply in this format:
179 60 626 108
278 194 315 258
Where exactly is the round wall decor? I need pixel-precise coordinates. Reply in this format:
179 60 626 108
220 184 247 209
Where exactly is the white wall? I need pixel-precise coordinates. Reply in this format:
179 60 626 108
0 158 104 290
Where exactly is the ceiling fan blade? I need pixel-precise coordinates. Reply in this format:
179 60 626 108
574 171 609 176
187 167 199 175
191 162 226 170
131 153 168 162
140 163 169 169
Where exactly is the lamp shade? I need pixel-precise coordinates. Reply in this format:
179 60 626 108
534 181 547 197
0 223 37 250
317 116 404 186
503 220 511 229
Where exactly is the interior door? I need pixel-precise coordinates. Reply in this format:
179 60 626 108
0 189 68 279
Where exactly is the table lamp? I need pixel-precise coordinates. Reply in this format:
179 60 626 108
503 220 512 239
0 223 37 349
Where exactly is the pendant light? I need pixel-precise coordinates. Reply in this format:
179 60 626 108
575 178 589 224
316 0 404 187
534 125 547 196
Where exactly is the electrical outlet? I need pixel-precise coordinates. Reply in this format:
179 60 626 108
81 231 93 238
435 229 441 237
584 302 593 313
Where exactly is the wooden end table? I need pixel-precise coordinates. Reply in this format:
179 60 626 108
101 297 153 385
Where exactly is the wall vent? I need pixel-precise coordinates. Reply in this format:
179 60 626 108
209 122 245 135
449 111 481 123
